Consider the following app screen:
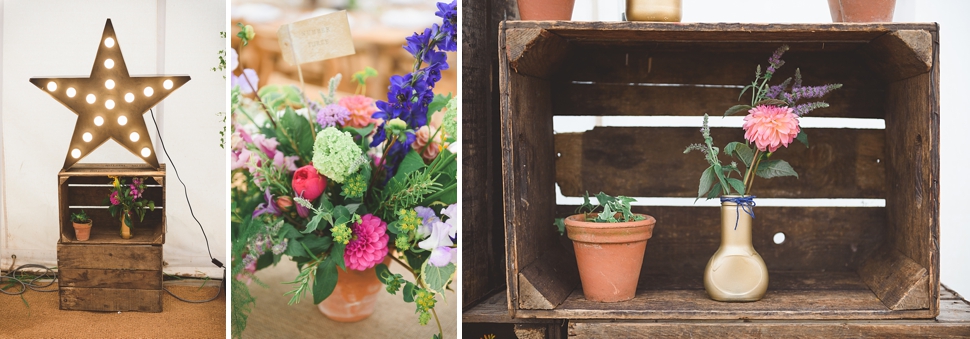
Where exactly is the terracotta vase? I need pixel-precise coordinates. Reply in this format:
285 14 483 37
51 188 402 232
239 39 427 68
317 257 391 322
73 221 92 241
564 213 656 302
626 0 682 22
828 0 896 22
119 213 132 239
518 0 575 20
703 196 768 302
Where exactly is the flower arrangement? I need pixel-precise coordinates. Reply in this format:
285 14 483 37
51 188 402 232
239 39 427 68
105 176 156 230
230 2 457 338
686 45 842 199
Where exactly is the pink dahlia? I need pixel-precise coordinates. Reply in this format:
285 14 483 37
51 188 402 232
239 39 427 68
742 105 800 153
109 191 121 205
339 95 378 129
344 214 389 271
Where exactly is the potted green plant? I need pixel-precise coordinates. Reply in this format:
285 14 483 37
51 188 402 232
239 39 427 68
555 192 656 302
105 176 155 239
71 210 92 241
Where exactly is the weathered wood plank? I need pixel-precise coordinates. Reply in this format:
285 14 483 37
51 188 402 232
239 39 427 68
884 49 941 318
57 243 162 270
863 29 936 82
461 0 514 309
58 268 161 290
858 245 929 310
517 249 578 310
506 28 570 78
503 21 938 42
514 324 550 339
59 287 163 313
66 185 163 207
555 206 884 273
59 164 166 245
555 128 887 198
568 319 970 338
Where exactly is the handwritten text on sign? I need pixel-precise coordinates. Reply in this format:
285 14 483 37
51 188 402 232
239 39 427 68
277 10 355 65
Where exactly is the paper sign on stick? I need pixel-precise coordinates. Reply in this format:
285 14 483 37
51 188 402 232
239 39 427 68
277 10 356 65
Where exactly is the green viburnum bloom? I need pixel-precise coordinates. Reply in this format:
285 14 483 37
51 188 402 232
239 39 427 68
332 223 352 245
340 171 368 198
312 127 362 183
443 96 457 139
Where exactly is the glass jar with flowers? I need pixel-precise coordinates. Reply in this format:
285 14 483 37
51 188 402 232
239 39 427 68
105 176 156 239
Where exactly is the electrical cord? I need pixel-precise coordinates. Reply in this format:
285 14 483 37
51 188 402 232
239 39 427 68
0 263 58 295
149 108 225 303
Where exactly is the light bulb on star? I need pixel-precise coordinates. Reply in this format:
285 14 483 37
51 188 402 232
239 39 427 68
29 19 190 169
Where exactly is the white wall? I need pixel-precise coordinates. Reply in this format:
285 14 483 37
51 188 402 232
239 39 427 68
0 0 226 277
567 0 970 296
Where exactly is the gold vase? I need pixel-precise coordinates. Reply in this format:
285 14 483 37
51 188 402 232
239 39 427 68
703 196 768 301
119 213 132 239
626 0 682 22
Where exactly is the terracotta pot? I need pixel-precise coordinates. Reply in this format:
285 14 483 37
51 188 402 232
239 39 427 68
828 0 896 22
119 213 132 239
565 213 656 302
317 257 391 322
518 0 575 20
73 221 92 241
703 196 768 302
626 0 682 22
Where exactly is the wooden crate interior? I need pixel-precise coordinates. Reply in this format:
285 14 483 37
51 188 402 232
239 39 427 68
58 164 166 245
500 23 938 320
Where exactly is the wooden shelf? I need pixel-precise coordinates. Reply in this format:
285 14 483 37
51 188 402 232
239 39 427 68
61 217 164 245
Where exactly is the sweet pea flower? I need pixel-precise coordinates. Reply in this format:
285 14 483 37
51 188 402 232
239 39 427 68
418 219 455 267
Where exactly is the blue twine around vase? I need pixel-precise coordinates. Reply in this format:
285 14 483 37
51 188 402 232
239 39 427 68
720 196 756 230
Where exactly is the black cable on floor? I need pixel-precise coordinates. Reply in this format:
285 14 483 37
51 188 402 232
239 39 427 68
0 264 57 295
150 108 225 303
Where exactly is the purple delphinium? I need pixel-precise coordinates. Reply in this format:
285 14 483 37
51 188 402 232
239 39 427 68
371 1 458 183
316 103 351 128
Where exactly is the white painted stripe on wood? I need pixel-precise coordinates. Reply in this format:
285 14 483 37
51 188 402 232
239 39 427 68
554 116 885 133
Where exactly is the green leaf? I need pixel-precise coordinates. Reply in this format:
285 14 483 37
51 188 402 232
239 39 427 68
302 212 326 234
705 182 722 200
258 84 303 112
697 166 716 198
331 242 347 272
302 234 332 255
427 93 453 123
279 107 315 160
405 251 430 274
554 218 565 235
734 143 755 168
725 177 746 196
756 160 799 179
284 239 307 257
403 281 416 303
312 258 338 304
375 264 392 283
724 104 753 116
390 151 426 185
753 99 788 107
421 262 456 297
795 130 809 148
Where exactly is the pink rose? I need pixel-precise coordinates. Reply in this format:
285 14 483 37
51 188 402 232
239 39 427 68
291 165 326 201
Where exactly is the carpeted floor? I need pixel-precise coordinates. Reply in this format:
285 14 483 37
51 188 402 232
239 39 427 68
0 281 225 338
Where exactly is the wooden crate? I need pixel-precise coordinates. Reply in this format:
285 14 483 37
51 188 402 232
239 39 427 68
57 163 166 312
499 22 940 320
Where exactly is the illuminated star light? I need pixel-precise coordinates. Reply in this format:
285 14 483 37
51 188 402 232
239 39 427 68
30 19 189 169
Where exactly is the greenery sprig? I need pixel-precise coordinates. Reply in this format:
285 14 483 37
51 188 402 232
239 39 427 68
555 191 646 235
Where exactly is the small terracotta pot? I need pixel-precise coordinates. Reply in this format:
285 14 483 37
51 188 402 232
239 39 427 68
518 0 576 20
73 221 92 241
565 213 656 302
318 257 392 322
828 0 896 22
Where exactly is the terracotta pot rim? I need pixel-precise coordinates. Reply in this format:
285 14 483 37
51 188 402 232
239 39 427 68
564 213 656 228
72 222 92 229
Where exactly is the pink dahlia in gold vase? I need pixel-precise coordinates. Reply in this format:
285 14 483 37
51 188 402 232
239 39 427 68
742 105 800 153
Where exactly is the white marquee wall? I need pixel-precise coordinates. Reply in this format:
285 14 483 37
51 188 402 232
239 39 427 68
0 0 226 277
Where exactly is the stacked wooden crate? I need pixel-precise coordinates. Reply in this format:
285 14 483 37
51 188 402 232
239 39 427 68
461 21 970 338
57 164 166 312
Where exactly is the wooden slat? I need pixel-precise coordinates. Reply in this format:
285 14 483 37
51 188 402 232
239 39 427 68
884 45 941 317
506 28 571 78
517 250 578 310
57 243 162 270
555 206 884 273
463 291 561 324
556 127 887 199
568 319 970 338
501 25 568 316
59 287 162 313
502 21 939 42
58 268 162 290
863 29 936 82
66 185 163 207
461 0 515 309
858 245 929 310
